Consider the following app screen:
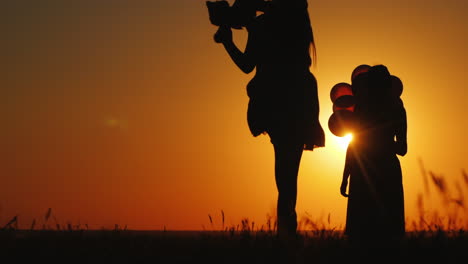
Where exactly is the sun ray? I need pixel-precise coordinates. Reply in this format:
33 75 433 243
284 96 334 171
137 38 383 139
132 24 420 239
336 133 353 150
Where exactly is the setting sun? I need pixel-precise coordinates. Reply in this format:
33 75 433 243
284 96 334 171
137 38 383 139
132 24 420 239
335 133 353 150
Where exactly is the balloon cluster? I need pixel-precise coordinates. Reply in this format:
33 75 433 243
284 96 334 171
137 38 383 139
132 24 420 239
328 64 403 137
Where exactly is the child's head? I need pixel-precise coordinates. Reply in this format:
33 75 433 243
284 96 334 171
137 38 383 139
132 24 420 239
368 65 392 99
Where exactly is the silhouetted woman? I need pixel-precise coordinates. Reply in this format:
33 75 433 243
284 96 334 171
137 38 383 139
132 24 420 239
340 65 407 244
215 0 325 237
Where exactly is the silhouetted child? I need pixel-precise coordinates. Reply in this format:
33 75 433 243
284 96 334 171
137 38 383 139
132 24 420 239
340 65 407 245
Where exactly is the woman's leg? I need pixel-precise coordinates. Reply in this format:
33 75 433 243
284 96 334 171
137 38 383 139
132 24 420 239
273 141 304 237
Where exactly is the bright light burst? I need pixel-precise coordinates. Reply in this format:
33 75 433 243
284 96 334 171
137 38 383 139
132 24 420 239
336 133 353 150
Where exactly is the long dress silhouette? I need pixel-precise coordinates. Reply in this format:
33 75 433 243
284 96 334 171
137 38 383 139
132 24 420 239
214 0 325 237
341 65 407 243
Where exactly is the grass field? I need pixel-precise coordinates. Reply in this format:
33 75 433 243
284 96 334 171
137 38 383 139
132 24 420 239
1 165 466 263
1 228 466 263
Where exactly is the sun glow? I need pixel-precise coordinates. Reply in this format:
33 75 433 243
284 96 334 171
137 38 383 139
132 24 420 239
336 133 353 150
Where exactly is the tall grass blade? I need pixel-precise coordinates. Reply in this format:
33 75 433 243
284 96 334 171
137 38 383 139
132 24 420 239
3 215 18 230
419 158 430 195
221 210 225 230
462 169 468 187
30 218 36 231
45 208 52 222
208 214 213 227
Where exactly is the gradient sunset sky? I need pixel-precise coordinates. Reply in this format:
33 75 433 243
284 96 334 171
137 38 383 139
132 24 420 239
2 0 467 230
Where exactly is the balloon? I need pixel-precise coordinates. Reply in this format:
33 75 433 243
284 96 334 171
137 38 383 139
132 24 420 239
351 64 371 82
333 95 355 112
334 95 355 108
351 71 369 96
333 104 355 113
330 82 353 103
328 110 355 137
391 75 403 97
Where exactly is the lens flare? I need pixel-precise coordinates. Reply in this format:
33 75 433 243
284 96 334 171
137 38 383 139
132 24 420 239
336 133 353 150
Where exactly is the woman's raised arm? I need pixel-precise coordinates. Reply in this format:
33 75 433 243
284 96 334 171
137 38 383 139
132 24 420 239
216 26 256 74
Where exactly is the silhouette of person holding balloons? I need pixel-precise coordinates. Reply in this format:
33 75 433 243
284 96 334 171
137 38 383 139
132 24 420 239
330 64 407 244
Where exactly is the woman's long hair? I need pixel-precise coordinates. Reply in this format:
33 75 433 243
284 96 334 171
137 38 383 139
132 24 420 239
304 8 317 68
307 11 317 68
236 0 317 68
276 0 317 68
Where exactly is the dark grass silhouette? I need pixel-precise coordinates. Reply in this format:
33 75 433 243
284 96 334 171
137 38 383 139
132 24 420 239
0 168 466 264
0 222 465 263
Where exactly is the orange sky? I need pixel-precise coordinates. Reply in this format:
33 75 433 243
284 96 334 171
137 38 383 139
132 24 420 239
1 0 467 230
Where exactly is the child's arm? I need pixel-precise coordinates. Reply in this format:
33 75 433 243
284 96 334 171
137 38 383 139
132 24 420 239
395 100 407 156
340 146 352 197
